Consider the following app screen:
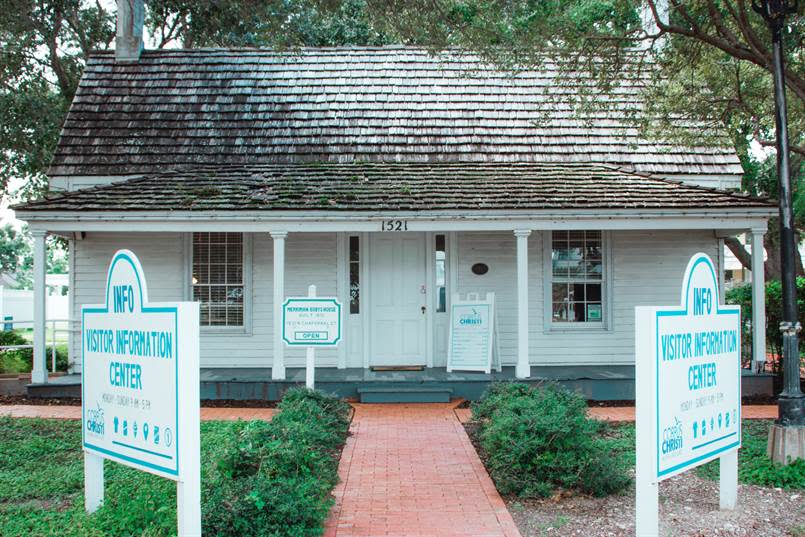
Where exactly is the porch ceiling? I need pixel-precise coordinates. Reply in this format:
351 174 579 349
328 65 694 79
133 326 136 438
16 162 773 214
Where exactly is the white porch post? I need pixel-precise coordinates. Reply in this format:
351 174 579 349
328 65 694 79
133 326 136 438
31 230 48 384
515 229 531 379
751 229 766 370
271 231 287 380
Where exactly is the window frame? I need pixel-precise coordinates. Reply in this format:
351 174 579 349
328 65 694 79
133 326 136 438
186 232 253 336
543 230 612 332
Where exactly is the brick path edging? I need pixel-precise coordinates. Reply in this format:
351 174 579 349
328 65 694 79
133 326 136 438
454 405 778 424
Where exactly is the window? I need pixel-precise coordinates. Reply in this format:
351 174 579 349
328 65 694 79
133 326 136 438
192 232 244 327
435 234 446 312
349 236 360 314
550 230 604 324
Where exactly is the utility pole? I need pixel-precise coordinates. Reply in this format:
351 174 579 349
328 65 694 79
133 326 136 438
752 0 805 464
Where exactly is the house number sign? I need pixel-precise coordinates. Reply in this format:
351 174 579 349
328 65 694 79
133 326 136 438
380 219 409 231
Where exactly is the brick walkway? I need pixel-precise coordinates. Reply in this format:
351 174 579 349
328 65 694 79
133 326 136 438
324 403 521 537
0 405 275 421
454 405 778 424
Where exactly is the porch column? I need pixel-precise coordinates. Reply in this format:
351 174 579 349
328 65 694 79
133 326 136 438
514 229 531 379
271 231 287 380
31 230 48 384
751 229 766 370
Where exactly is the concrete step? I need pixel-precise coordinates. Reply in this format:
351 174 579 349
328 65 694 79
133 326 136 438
357 386 453 403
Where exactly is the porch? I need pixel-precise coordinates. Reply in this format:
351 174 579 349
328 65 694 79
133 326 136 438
14 163 777 396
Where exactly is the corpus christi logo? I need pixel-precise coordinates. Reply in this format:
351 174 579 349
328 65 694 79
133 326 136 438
86 403 105 437
459 307 483 325
661 417 683 455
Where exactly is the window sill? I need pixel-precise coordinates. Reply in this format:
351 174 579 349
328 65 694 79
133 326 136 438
545 323 610 333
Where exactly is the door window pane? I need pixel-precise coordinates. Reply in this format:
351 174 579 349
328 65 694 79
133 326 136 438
349 236 360 314
435 234 446 312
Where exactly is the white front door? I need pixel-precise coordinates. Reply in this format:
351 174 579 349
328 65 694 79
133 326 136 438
369 233 427 365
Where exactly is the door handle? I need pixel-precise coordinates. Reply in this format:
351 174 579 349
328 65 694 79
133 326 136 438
421 306 427 314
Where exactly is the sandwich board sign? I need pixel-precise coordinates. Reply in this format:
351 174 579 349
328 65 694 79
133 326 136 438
282 287 342 388
82 250 201 536
447 292 501 374
635 253 741 536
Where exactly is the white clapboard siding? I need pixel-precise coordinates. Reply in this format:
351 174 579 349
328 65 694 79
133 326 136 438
71 232 340 370
71 229 718 370
71 232 185 371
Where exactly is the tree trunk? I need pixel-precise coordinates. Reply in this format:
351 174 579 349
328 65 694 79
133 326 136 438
724 231 803 281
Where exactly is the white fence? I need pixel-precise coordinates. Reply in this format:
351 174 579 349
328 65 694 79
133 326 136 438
0 286 69 329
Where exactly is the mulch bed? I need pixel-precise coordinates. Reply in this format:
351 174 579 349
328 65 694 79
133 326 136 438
0 395 277 408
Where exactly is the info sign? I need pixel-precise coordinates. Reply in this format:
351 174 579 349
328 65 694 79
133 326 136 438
635 253 740 536
82 250 200 535
282 297 342 346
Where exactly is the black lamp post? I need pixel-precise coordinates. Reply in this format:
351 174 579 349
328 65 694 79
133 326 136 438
751 0 804 433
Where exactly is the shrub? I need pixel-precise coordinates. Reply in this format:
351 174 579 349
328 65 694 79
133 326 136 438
0 330 69 373
472 382 631 498
726 278 805 369
202 388 350 537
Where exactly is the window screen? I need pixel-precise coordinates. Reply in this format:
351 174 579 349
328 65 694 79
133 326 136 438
551 231 604 323
192 232 244 326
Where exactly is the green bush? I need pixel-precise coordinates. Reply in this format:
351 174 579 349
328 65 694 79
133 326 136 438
726 278 805 369
202 388 350 537
472 382 631 498
0 330 68 373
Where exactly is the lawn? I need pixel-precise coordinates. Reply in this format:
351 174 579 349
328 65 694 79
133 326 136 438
0 417 230 536
0 389 351 537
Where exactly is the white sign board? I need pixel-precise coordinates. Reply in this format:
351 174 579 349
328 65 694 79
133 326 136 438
82 250 200 535
635 253 741 536
282 297 342 346
447 292 500 374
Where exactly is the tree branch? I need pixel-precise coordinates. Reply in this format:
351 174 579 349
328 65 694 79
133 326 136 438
725 236 753 271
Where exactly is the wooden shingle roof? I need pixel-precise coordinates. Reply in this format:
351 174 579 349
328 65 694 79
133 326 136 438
50 47 742 181
19 163 771 212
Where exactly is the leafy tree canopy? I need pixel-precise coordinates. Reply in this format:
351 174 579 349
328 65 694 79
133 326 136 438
0 0 393 200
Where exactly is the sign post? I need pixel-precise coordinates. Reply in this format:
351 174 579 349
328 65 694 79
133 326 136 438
282 287 342 389
82 250 200 536
635 253 741 536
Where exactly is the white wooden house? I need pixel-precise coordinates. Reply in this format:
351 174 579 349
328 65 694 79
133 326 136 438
15 2 775 400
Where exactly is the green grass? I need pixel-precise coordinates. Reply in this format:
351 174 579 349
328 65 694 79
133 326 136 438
697 420 805 489
602 420 804 490
0 417 243 537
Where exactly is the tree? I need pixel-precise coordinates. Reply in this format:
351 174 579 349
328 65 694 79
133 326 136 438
358 0 804 274
0 0 391 202
0 224 29 275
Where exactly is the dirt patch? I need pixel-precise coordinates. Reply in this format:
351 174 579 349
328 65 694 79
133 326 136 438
508 474 805 537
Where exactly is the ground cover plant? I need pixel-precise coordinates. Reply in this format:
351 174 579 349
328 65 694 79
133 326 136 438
470 382 632 499
0 388 350 536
